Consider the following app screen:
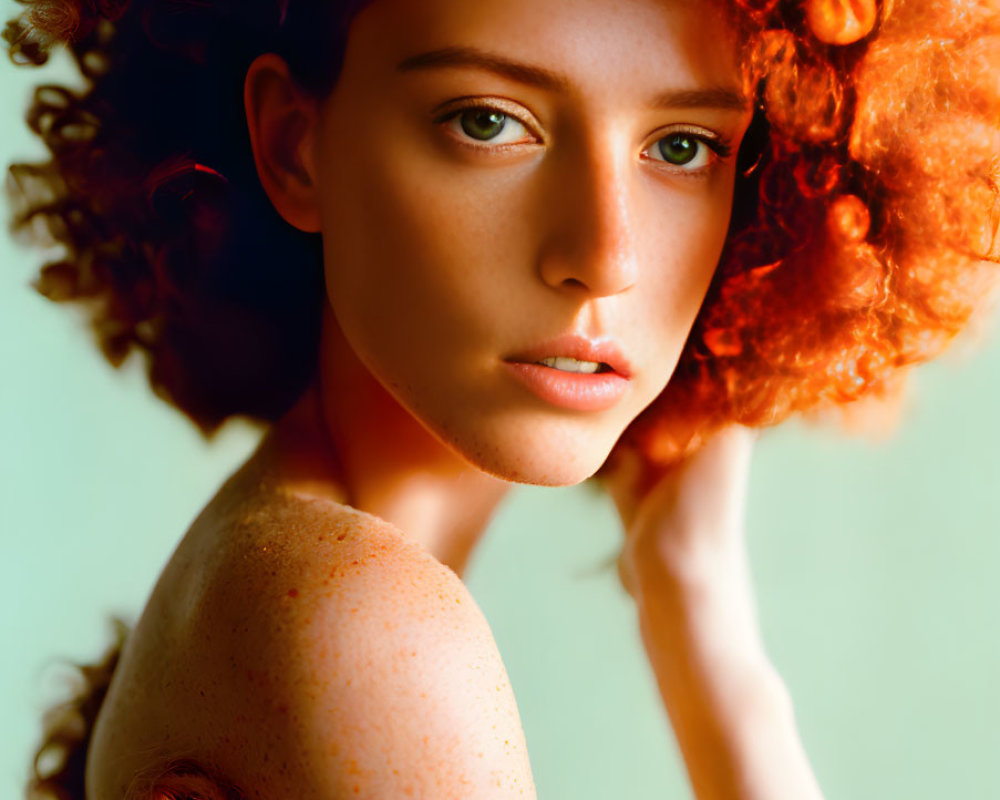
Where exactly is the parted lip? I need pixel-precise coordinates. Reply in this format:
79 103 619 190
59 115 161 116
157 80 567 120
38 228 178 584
505 334 633 379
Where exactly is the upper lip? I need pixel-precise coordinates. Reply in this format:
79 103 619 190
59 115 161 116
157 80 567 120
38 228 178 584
505 334 633 378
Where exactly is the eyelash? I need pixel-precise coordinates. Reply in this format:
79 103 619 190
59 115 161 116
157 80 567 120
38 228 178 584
641 129 733 175
434 98 541 150
434 99 732 174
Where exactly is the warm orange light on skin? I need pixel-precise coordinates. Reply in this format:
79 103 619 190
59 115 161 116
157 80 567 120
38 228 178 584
90 5 753 797
16 0 992 797
291 0 753 487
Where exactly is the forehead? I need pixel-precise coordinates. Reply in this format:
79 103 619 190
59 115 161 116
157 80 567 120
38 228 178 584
343 0 743 97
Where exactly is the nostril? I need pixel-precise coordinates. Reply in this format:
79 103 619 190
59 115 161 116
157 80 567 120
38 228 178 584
561 277 587 290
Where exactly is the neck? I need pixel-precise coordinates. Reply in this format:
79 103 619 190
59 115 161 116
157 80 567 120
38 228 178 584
255 314 511 578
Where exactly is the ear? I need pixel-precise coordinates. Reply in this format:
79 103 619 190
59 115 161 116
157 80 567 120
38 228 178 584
244 53 322 233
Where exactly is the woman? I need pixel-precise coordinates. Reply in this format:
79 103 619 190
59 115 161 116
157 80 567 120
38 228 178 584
4 0 998 797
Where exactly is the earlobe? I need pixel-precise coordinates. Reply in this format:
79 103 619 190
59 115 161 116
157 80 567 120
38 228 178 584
244 53 322 233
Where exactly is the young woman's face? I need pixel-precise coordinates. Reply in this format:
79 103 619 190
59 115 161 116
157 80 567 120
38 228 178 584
312 0 752 485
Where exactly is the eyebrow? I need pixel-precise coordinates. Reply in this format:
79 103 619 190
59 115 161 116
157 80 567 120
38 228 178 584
396 46 749 112
650 87 749 113
398 46 569 92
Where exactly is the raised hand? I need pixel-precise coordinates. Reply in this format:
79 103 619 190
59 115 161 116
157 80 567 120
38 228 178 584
604 426 754 598
601 428 825 800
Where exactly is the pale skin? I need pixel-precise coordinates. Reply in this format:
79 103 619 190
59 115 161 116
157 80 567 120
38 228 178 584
84 0 869 796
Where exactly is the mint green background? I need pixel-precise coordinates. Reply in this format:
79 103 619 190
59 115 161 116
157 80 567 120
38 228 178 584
2 21 998 799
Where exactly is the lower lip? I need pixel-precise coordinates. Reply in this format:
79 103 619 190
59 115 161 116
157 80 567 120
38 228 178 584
503 362 630 412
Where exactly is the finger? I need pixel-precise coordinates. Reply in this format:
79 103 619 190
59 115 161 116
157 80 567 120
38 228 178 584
678 425 754 515
629 425 757 555
684 425 756 496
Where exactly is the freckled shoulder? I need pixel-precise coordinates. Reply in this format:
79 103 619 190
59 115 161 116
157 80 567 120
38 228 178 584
102 494 538 800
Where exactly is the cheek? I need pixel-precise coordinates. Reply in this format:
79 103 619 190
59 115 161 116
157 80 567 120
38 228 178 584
637 176 735 350
317 140 542 357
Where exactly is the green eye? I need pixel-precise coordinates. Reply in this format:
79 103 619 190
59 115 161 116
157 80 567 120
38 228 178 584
439 103 535 148
460 109 508 140
656 134 699 165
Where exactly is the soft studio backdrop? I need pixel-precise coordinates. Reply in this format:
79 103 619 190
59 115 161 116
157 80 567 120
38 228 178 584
2 19 998 800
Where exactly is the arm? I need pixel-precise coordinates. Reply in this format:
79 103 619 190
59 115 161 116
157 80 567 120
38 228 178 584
609 429 824 800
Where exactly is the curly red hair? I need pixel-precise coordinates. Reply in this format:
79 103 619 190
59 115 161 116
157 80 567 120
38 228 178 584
630 0 1000 461
5 0 999 460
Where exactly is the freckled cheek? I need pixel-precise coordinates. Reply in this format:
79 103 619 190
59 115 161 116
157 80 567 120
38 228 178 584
319 146 536 359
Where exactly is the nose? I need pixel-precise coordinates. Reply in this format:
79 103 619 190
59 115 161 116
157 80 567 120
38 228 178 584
536 141 639 298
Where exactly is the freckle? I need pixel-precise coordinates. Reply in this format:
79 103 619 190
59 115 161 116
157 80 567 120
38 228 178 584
351 560 359 566
337 533 346 541
353 785 359 794
287 588 299 598
350 607 358 614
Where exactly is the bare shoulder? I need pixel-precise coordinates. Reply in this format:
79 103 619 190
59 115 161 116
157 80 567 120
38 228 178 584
199 495 509 682
94 494 536 800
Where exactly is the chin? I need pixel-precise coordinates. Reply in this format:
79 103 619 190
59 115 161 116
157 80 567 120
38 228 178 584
481 459 600 488
441 414 620 487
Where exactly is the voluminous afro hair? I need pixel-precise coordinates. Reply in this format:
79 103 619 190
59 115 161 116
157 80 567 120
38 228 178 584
5 0 1000 462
